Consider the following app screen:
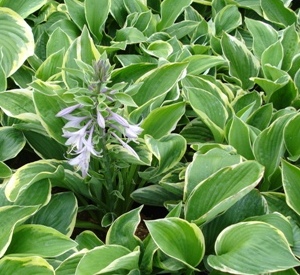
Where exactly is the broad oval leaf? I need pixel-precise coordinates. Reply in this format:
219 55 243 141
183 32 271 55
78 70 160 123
208 222 300 274
0 256 54 275
0 127 25 161
5 224 77 257
145 217 205 269
185 161 264 225
0 7 34 76
75 231 104 250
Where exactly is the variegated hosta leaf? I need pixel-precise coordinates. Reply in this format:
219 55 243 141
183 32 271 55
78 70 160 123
208 222 300 274
0 7 34 76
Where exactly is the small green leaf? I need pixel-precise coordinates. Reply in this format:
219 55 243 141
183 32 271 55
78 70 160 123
46 28 72 58
106 206 142 250
0 127 25 161
145 134 186 176
0 256 54 275
65 0 86 30
157 0 192 30
284 114 300 161
214 5 242 36
185 161 264 225
75 231 104 250
145 217 205 269
115 27 147 44
221 33 260 90
141 102 185 139
75 245 140 275
261 0 297 27
0 205 38 257
208 222 300 274
245 18 278 59
84 0 110 41
0 162 11 178
282 160 300 216
5 224 77 257
253 113 295 182
227 116 254 159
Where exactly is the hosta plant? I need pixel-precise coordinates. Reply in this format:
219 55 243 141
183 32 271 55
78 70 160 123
0 0 300 274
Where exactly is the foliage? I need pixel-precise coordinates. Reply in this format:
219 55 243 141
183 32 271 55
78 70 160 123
0 0 300 274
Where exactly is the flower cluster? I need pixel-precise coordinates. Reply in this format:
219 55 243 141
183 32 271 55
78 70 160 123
57 58 142 177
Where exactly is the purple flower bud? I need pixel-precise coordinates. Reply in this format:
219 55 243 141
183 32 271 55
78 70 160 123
97 111 106 129
56 104 82 117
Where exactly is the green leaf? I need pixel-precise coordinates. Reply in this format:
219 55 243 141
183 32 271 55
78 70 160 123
284 114 300 161
261 0 297 27
12 179 51 209
183 55 226 75
75 245 140 275
281 24 300 71
221 33 260 90
282 160 300 216
75 231 104 250
84 0 110 41
5 160 64 201
106 206 142 250
0 256 54 275
207 222 300 274
141 102 185 139
0 162 11 178
115 27 147 44
0 89 37 121
144 134 186 176
28 192 77 237
0 0 47 18
245 18 278 59
35 49 65 81
62 26 100 88
245 212 294 246
253 113 295 183
214 5 242 36
56 252 85 275
33 92 66 144
184 148 242 200
145 217 205 269
227 116 254 159
247 103 273 130
134 62 187 105
0 127 25 161
185 161 264 225
261 41 283 70
0 7 34 76
144 40 173 59
5 224 77 257
65 0 86 30
0 205 38 257
46 28 72 58
185 86 228 142
157 0 192 30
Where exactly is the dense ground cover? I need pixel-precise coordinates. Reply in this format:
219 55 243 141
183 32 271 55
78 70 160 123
0 0 300 274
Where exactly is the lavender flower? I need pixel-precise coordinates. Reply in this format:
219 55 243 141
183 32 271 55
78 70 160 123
56 104 82 117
